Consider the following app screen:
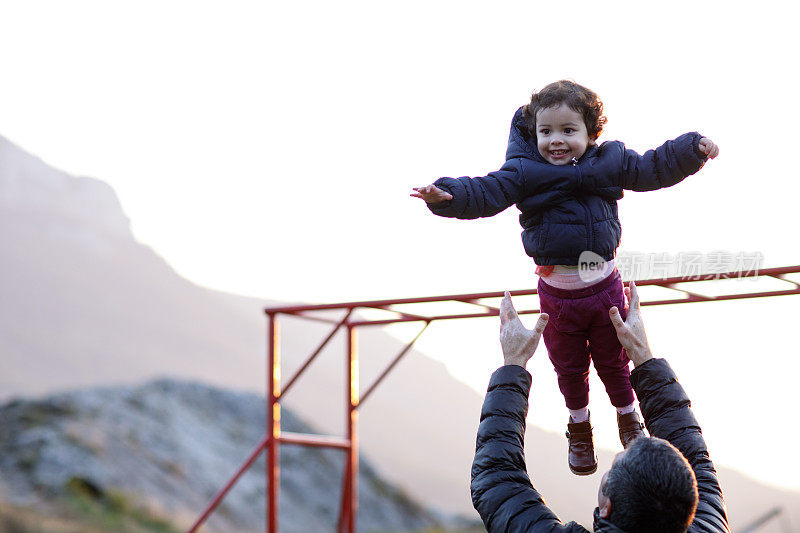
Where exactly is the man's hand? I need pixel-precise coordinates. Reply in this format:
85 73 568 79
609 281 653 367
410 184 453 204
499 291 548 368
698 137 719 159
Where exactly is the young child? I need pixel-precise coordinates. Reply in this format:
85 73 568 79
412 80 718 475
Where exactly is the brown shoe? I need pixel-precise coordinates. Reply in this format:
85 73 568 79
566 416 598 476
617 411 646 449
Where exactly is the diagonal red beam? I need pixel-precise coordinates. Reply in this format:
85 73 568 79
279 309 353 399
774 274 800 289
663 283 714 301
357 321 430 408
292 311 343 325
187 435 270 533
369 304 432 322
463 298 501 313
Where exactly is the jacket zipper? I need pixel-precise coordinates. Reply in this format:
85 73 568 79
573 157 593 253
571 156 582 186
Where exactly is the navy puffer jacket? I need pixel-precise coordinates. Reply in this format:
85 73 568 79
471 360 729 532
429 107 708 265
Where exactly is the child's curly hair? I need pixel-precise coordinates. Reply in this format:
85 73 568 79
522 80 607 142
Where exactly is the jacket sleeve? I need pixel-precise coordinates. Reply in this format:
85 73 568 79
616 132 708 192
428 158 581 220
630 359 730 532
578 134 708 194
471 365 588 533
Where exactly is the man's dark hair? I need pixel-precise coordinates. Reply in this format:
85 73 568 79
522 80 607 141
603 437 698 533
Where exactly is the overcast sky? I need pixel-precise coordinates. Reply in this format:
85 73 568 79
2 0 800 492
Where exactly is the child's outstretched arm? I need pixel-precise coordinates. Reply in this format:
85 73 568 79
411 158 582 220
582 133 718 194
619 133 717 192
410 163 522 219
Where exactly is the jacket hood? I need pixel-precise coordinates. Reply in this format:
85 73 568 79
506 105 600 163
506 106 543 161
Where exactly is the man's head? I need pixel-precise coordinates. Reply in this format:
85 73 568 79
522 80 606 165
598 437 698 533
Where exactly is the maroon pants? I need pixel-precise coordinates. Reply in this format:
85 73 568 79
537 270 634 410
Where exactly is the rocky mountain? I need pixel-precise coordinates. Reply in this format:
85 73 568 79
1 134 799 531
0 379 441 532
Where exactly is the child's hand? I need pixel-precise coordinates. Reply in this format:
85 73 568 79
410 184 453 204
698 137 719 159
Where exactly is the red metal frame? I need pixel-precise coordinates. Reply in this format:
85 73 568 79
188 265 800 533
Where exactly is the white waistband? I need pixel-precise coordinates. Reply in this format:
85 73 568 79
540 260 615 290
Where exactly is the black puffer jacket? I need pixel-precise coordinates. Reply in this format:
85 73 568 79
470 360 729 532
429 107 708 265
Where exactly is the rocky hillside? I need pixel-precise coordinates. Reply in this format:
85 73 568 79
0 379 441 532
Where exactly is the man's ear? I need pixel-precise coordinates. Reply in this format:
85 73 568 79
599 495 612 518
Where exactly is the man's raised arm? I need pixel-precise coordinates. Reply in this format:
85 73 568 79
609 283 730 532
470 294 588 532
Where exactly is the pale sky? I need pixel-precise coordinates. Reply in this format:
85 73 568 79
2 0 800 492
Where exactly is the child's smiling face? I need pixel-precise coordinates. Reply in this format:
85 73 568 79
535 104 591 165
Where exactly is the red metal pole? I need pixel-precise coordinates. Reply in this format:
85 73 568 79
267 314 280 533
262 265 800 315
337 472 351 533
279 432 351 449
347 325 359 533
